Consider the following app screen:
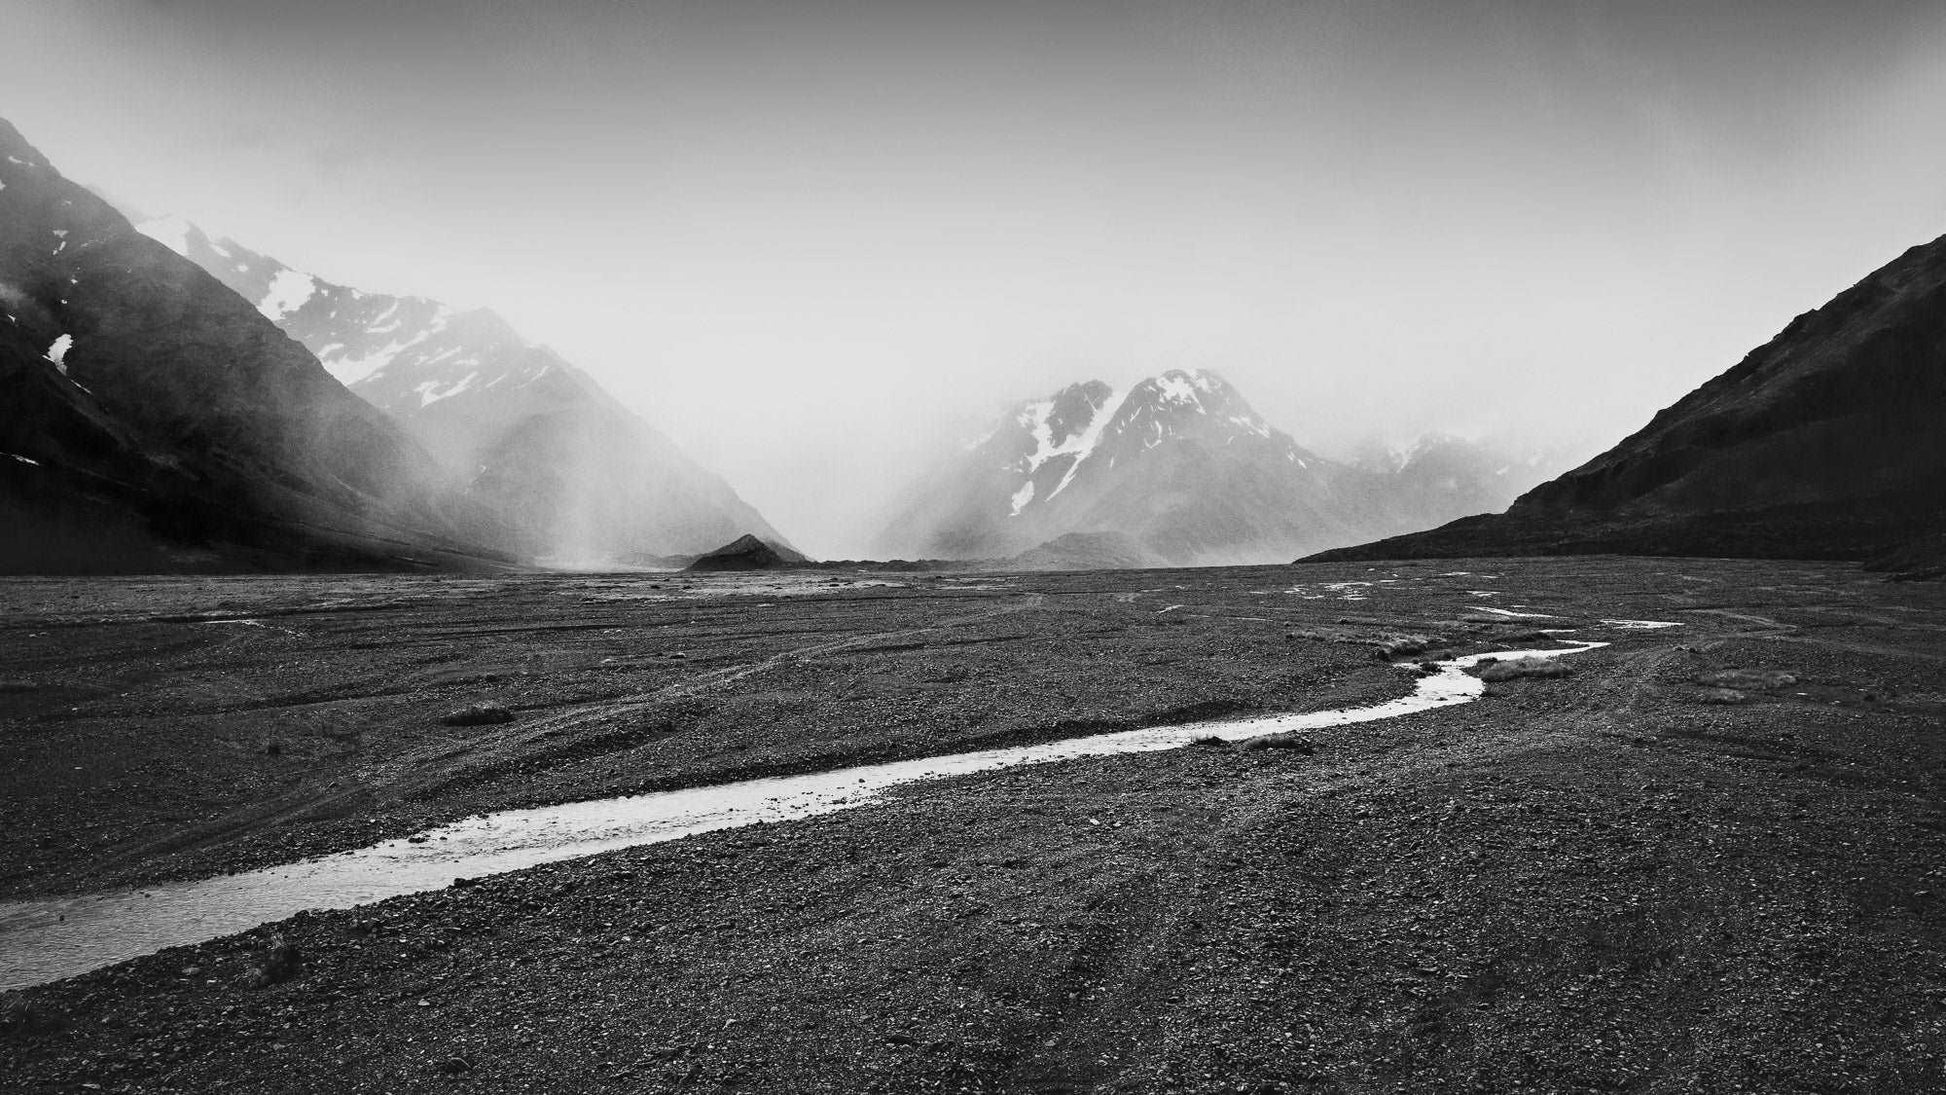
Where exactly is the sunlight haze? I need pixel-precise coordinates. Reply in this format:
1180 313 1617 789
6 0 1945 555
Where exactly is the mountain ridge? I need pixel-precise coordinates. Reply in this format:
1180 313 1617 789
137 217 792 563
0 117 513 573
877 368 1551 566
1303 232 1946 569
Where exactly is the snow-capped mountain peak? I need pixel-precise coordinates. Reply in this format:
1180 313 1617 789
1099 369 1299 463
878 368 1342 563
1150 367 1223 407
136 216 319 324
139 212 791 563
134 216 568 415
991 368 1299 517
1012 379 1124 482
878 367 1555 566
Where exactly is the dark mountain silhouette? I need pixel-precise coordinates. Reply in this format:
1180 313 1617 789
684 534 810 572
138 218 791 565
1306 234 1946 569
0 118 510 573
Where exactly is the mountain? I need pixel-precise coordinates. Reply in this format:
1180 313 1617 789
1306 234 1946 567
0 118 509 573
136 218 789 565
994 531 1162 572
874 369 1543 567
1348 434 1561 523
683 533 810 572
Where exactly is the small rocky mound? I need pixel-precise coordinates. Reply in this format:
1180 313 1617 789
683 534 809 572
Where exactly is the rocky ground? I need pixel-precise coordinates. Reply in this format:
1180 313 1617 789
0 568 1408 896
4 557 1945 1092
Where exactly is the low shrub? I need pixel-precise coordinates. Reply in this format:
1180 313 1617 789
1477 656 1575 682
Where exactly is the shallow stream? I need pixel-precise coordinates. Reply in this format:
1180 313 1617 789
0 639 1607 990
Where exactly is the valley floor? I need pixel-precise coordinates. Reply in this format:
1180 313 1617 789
2 559 1944 1092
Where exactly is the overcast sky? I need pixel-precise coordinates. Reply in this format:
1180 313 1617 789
6 0 1945 555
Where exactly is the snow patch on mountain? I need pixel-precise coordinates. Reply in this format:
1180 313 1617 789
257 269 317 321
1016 400 1055 470
1009 480 1035 517
1014 385 1126 488
415 370 480 406
1154 372 1204 407
1048 387 1130 500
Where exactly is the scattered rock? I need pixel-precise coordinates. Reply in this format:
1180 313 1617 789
1692 687 1749 705
1236 734 1319 754
1 992 60 1035
241 932 300 989
1697 669 1798 691
648 1043 698 1060
441 703 513 727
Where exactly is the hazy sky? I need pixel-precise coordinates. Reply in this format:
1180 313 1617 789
6 0 1946 555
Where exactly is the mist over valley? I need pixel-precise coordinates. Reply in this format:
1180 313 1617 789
4 4 1946 1093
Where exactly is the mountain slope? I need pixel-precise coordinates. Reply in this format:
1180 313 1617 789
1306 234 1946 566
875 369 1534 566
0 119 509 573
138 219 789 564
995 531 1162 572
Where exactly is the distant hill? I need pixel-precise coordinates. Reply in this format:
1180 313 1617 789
136 218 791 565
0 118 509 573
684 534 810 572
875 368 1550 566
1306 234 1946 568
992 531 1161 572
